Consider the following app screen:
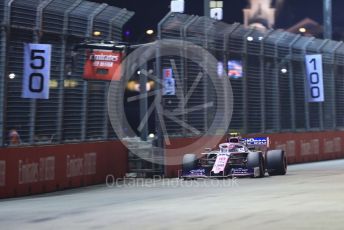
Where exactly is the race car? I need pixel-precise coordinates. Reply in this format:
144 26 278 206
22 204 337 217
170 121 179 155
181 134 287 179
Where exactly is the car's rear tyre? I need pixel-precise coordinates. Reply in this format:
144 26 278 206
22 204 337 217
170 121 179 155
182 154 198 173
266 149 287 176
247 152 264 178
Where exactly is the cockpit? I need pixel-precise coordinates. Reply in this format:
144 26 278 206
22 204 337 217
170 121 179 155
219 143 247 153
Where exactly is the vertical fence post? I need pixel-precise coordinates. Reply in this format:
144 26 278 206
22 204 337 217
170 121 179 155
56 37 66 143
29 0 55 144
317 39 330 131
105 9 124 139
259 35 266 134
288 35 301 132
323 0 332 40
0 28 6 146
0 0 15 146
56 0 83 143
156 12 173 176
181 16 198 136
273 32 287 132
203 19 216 133
103 84 109 139
302 38 315 131
28 0 51 144
203 0 210 132
81 3 107 141
204 0 210 17
330 41 342 130
139 62 148 141
242 29 253 134
223 23 240 132
259 30 273 133
203 20 209 133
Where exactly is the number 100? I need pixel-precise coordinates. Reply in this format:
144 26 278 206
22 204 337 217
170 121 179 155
309 58 321 99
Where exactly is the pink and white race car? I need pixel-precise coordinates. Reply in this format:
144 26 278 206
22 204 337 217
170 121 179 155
181 135 287 179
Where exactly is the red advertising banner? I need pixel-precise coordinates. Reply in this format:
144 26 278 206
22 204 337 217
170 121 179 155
83 50 122 81
0 141 128 198
1 131 344 198
0 161 5 187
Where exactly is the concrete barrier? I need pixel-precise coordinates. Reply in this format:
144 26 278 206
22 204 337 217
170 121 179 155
1 131 343 198
0 141 127 198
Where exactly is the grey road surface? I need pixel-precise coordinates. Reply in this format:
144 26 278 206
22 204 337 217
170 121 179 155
1 159 344 230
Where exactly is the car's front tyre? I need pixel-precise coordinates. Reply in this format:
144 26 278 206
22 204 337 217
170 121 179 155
247 152 265 178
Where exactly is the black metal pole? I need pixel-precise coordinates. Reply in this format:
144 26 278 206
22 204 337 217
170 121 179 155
204 0 210 17
140 64 148 141
323 0 332 39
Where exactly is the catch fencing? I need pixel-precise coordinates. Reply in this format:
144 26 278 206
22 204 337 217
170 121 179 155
0 0 134 146
157 12 344 137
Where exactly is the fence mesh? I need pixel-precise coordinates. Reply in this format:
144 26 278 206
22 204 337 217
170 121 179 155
2 7 344 146
157 12 344 137
0 0 134 146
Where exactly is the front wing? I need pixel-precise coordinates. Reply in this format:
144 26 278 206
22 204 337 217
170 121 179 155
181 167 261 179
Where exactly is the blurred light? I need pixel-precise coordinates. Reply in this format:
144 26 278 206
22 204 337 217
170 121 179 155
8 73 16 79
148 133 155 138
146 29 154 35
247 36 254 41
49 80 58 89
281 68 288 74
127 81 137 91
299 27 306 33
93 31 101 36
64 80 78 88
137 70 141 75
258 36 264 41
147 81 155 91
126 80 155 92
124 30 131 37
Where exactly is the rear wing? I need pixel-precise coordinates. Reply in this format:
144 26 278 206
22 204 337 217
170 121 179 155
242 137 270 148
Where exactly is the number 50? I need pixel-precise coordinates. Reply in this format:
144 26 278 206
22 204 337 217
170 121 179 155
29 49 45 93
